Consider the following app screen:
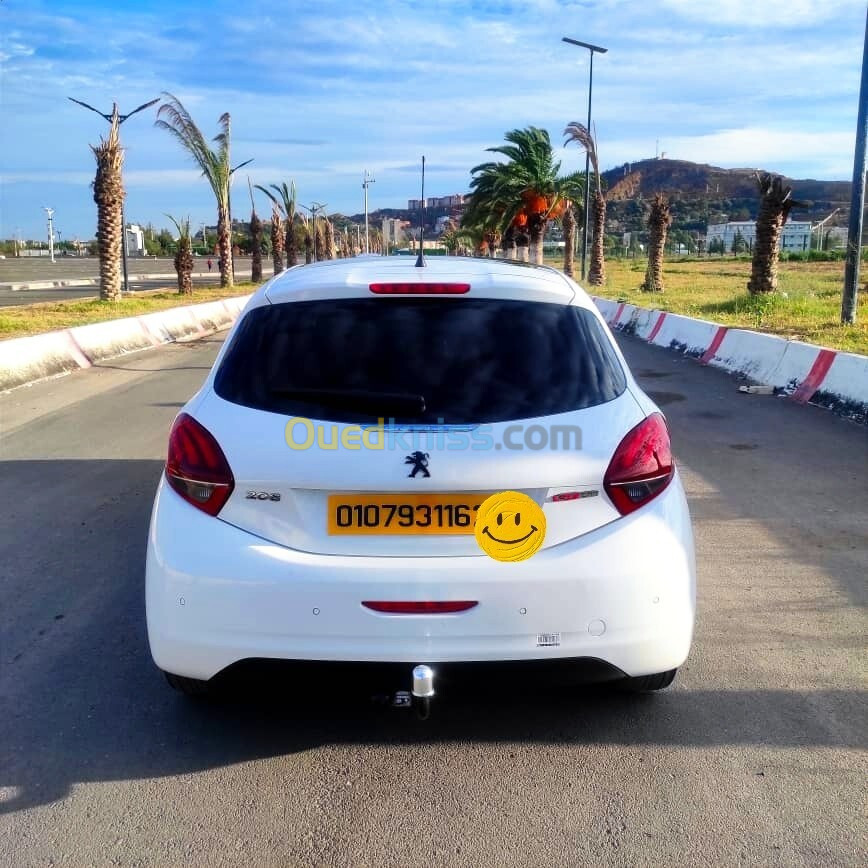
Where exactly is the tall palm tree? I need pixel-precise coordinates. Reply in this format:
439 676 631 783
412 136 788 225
465 127 583 265
642 193 672 293
255 182 297 267
90 106 125 301
748 172 799 294
564 122 606 285
155 93 234 288
166 214 193 294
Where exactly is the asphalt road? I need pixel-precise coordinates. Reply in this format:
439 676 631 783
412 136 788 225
1 333 866 866
0 258 271 306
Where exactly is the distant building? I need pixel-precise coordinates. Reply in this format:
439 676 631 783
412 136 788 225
382 217 407 249
705 220 811 253
125 224 145 256
408 194 465 210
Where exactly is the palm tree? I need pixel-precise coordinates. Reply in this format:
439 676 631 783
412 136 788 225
255 182 297 267
323 219 336 260
465 127 583 265
166 214 193 294
564 122 606 285
642 194 672 292
268 206 285 273
89 106 125 301
247 180 263 283
748 172 799 294
561 203 577 278
155 93 234 288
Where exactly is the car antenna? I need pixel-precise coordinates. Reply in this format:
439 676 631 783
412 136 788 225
415 155 426 267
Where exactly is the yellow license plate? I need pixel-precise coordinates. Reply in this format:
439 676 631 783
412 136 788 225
328 493 487 535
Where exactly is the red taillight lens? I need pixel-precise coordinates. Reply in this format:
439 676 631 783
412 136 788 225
369 282 470 294
165 413 234 516
362 601 478 614
603 413 674 516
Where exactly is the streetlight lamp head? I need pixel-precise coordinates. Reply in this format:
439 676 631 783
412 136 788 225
562 36 608 53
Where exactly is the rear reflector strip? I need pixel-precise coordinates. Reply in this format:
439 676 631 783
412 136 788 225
362 601 478 614
369 282 470 295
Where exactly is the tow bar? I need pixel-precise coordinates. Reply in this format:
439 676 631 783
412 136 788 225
390 664 435 719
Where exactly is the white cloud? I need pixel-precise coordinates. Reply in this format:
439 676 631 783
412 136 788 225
660 0 866 27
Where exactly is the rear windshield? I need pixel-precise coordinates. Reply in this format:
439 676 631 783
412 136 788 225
214 297 626 424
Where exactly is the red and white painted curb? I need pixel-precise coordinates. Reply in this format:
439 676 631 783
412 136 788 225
0 294 252 392
593 296 868 420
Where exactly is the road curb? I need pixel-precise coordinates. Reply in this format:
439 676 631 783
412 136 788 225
593 296 868 423
0 293 252 392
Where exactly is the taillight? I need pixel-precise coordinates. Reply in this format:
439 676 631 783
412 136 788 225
165 413 234 516
603 413 674 516
369 282 470 294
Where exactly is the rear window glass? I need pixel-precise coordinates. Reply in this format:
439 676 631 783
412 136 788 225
214 298 626 424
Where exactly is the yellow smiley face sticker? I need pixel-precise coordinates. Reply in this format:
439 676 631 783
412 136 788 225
474 491 546 562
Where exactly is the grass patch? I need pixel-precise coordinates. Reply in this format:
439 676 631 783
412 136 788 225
0 285 259 340
547 257 867 355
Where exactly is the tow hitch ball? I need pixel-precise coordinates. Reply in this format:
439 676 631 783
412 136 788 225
393 664 435 719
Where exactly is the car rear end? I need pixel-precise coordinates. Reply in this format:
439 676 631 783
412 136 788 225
146 258 695 687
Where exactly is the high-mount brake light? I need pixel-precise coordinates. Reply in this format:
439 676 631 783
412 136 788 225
603 412 674 516
362 601 478 614
369 282 470 295
165 413 235 516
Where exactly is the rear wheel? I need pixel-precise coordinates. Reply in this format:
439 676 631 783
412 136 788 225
619 668 677 692
164 671 212 698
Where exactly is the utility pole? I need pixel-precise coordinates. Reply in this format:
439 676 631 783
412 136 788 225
43 208 55 263
842 7 868 324
68 96 158 292
362 170 375 254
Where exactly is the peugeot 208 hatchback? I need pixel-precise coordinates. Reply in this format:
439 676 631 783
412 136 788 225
146 257 695 697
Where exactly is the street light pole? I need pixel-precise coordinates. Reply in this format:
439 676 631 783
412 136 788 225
227 158 253 281
363 170 375 254
562 37 608 282
299 202 328 262
43 207 55 263
842 7 867 324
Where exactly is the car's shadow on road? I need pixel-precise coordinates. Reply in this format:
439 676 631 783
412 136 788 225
1 458 865 816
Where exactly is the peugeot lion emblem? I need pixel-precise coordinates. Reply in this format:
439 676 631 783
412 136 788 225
404 451 430 478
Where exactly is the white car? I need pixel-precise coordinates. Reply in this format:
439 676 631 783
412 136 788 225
146 256 695 700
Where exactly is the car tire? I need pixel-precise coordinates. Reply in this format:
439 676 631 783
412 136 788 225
619 668 677 692
164 671 212 697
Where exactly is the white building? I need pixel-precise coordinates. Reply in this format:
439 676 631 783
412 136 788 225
705 221 811 253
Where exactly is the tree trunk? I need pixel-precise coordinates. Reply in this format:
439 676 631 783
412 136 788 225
515 231 530 263
91 109 124 301
174 238 193 294
588 191 607 286
562 204 575 278
642 193 671 293
528 214 546 265
748 173 795 294
250 210 263 283
285 217 297 267
271 209 284 273
216 205 233 288
315 222 326 261
323 220 336 259
304 232 313 264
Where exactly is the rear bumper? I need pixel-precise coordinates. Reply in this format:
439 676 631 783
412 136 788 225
146 475 695 681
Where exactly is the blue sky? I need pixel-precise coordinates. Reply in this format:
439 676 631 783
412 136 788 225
1 0 865 240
